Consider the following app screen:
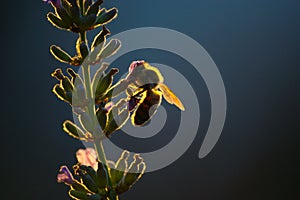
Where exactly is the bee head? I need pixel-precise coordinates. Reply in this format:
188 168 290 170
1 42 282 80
127 61 164 87
129 60 145 73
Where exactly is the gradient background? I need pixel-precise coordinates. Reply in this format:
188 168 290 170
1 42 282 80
2 0 299 199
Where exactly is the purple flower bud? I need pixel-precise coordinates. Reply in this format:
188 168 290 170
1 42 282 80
128 60 145 73
104 102 114 112
43 0 62 9
57 165 74 185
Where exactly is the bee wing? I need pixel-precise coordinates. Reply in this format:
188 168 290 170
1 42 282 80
159 83 185 111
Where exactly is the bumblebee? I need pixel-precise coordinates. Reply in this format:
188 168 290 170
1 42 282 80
127 61 185 126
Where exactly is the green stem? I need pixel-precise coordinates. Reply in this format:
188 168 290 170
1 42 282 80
80 31 118 200
79 31 87 44
94 140 118 200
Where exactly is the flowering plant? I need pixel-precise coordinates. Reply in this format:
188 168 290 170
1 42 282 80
44 0 184 199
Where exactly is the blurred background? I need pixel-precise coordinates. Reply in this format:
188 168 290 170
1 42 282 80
1 0 299 199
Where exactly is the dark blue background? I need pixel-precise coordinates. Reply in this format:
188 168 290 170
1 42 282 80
2 0 299 199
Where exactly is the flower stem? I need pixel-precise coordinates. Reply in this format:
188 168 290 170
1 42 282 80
94 140 118 200
79 31 118 200
79 31 87 45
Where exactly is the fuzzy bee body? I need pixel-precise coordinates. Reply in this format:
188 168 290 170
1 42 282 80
126 61 185 126
132 88 162 126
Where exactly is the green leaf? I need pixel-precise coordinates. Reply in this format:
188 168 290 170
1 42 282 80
50 45 72 63
63 120 85 139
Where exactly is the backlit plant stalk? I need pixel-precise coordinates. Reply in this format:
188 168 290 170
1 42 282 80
45 0 184 199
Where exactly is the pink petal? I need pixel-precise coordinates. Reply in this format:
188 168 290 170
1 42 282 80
76 148 98 170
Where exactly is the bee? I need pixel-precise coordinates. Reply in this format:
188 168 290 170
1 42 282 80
127 61 185 126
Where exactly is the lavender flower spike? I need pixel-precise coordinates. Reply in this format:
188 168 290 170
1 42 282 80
43 0 62 9
57 165 74 185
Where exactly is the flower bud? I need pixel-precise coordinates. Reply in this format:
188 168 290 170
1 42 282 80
57 165 74 185
97 39 121 59
105 79 130 99
96 162 109 189
71 180 89 192
69 190 93 200
78 0 84 9
79 165 97 183
44 0 62 9
80 13 97 30
91 26 110 51
70 56 83 66
52 69 74 94
92 62 109 93
66 0 77 7
83 0 93 12
96 107 108 131
55 7 72 27
69 4 81 25
86 0 103 16
76 38 89 59
86 194 102 200
67 68 79 84
110 150 130 186
63 120 85 140
94 8 118 27
95 68 119 99
104 102 129 136
52 84 71 103
116 154 146 194
78 170 99 193
47 12 70 30
50 45 72 63
66 68 86 102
